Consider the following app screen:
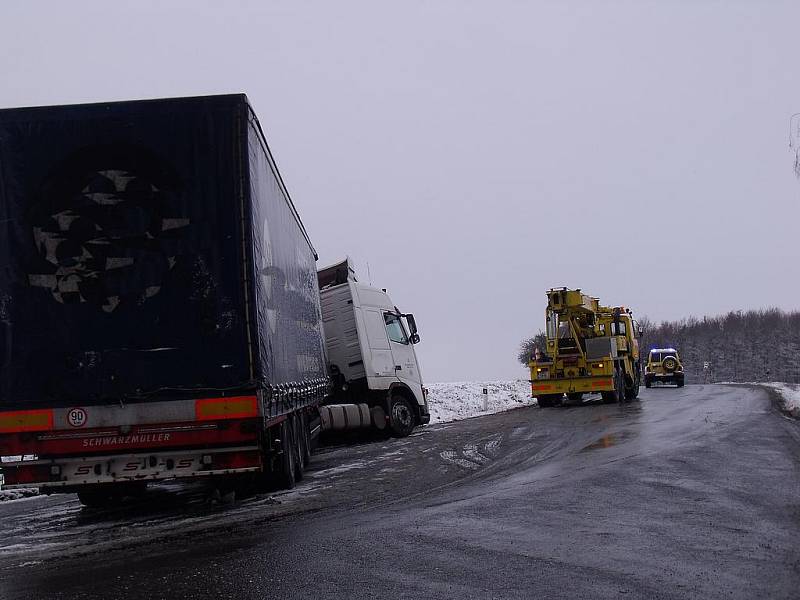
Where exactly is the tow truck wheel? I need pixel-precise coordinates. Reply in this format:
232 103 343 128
624 374 640 400
537 394 562 408
277 417 297 489
389 395 416 437
601 372 625 404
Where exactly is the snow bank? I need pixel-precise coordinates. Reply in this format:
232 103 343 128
762 383 800 418
720 382 800 418
426 380 534 424
0 487 39 502
1 460 39 501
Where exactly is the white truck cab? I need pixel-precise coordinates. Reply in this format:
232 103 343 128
317 259 429 436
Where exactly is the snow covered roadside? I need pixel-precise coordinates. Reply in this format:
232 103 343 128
1 460 39 502
426 380 535 425
0 487 39 502
719 382 800 419
761 383 800 419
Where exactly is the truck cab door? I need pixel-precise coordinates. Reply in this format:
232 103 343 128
382 312 424 398
363 309 396 377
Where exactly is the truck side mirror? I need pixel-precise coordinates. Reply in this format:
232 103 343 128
403 313 418 336
410 333 420 344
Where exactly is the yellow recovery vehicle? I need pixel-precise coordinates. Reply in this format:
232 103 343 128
529 288 642 407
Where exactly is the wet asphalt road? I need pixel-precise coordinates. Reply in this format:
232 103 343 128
1 384 798 599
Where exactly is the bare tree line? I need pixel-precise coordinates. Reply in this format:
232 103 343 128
518 308 800 384
638 309 800 383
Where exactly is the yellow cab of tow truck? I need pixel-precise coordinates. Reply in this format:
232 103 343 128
529 288 642 407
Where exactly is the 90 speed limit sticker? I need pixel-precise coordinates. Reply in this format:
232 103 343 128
66 407 88 428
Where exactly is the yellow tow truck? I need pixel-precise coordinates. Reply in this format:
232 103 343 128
529 288 642 407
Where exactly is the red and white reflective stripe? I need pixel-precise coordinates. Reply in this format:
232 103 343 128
0 395 261 433
195 396 258 421
0 409 54 433
591 379 613 387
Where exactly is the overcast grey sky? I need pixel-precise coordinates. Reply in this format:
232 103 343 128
1 1 798 382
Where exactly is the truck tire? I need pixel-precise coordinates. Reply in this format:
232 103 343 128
624 373 640 400
389 395 416 437
298 411 311 467
77 489 116 509
292 414 305 482
77 483 145 508
277 418 297 489
644 376 652 389
567 393 583 402
601 371 624 404
537 394 562 408
676 378 685 388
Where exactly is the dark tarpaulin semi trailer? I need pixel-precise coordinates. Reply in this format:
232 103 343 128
0 94 329 416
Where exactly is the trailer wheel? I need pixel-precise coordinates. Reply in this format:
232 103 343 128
389 395 416 437
77 489 117 508
298 411 311 467
77 483 145 508
277 418 297 489
292 414 305 482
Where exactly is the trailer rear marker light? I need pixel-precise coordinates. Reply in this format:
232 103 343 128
0 409 54 433
195 396 258 421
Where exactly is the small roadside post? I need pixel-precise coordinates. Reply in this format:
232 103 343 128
482 387 488 411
